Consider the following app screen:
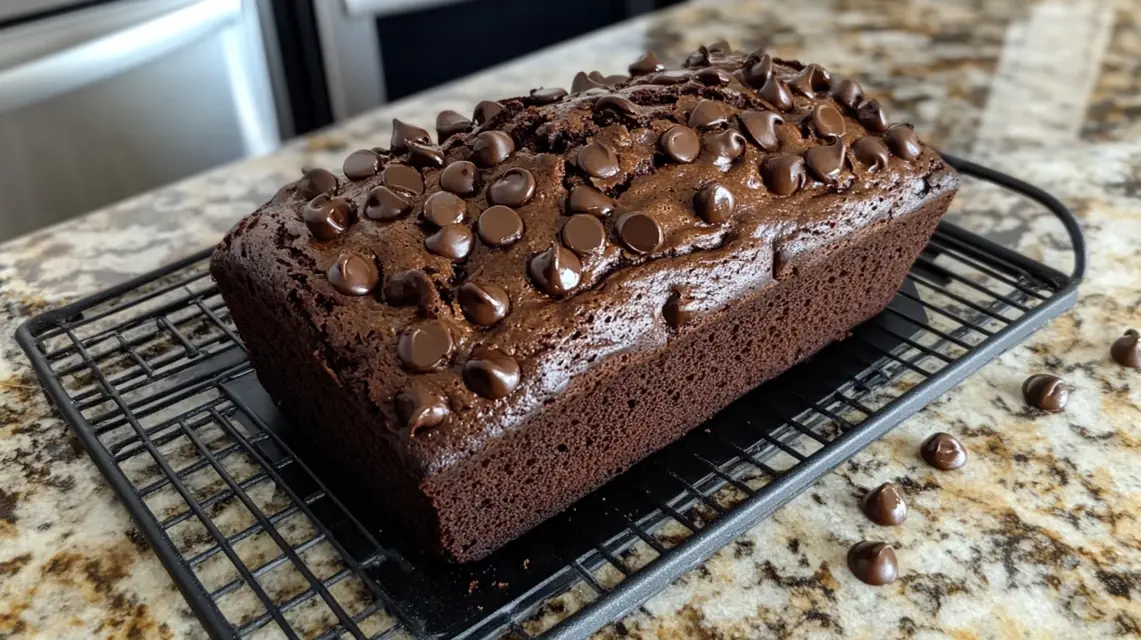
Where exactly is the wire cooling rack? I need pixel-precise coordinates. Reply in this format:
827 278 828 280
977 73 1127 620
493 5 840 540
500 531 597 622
17 155 1084 639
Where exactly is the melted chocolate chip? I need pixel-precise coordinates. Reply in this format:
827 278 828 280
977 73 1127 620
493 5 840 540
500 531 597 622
847 541 898 586
327 252 379 296
738 110 783 151
696 67 732 86
688 99 730 130
397 321 453 373
435 110 473 140
588 70 628 86
707 39 731 54
628 51 666 75
743 54 773 87
594 95 639 116
304 195 352 240
856 98 889 132
693 183 736 224
396 384 449 435
787 63 832 97
805 139 847 184
702 129 747 166
663 290 694 329
472 130 515 167
684 46 711 68
298 168 338 199
659 125 701 163
568 185 616 217
1022 374 1068 412
616 211 663 255
884 124 922 160
759 75 793 112
920 432 968 470
570 72 605 93
650 70 692 85
407 142 445 169
809 104 846 139
477 205 524 247
861 482 908 526
463 349 521 399
529 242 582 297
425 224 474 260
487 168 536 207
1111 329 1141 369
343 149 380 181
391 119 431 153
832 78 864 110
364 186 412 221
473 100 503 125
440 160 479 196
458 281 511 326
851 137 890 172
421 191 467 227
384 269 436 314
762 154 807 195
382 164 424 196
561 214 607 256
577 141 620 178
530 87 567 104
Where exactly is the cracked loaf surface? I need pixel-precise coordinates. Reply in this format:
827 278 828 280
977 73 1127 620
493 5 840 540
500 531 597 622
210 42 959 562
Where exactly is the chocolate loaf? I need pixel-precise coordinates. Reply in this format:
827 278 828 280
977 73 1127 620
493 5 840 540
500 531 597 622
211 44 959 562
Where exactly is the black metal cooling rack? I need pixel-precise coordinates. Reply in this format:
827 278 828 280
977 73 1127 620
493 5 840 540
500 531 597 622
17 155 1084 640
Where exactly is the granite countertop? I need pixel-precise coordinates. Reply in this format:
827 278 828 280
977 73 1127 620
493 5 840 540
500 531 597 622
2 0 1141 637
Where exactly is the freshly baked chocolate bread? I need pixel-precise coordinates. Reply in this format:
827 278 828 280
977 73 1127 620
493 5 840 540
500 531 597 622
211 44 958 562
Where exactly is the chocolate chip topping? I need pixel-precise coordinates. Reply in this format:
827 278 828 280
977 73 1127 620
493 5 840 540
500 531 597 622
571 71 606 93
684 46 711 68
458 281 511 326
298 168 338 199
787 63 832 97
851 137 890 172
662 289 694 329
809 104 846 139
588 70 627 86
702 129 746 166
696 67 733 86
659 125 701 163
884 124 922 160
477 205 524 247
707 39 731 54
738 110 783 151
832 78 865 110
396 384 449 435
742 54 773 87
567 185 616 217
861 482 908 526
650 70 691 85
805 139 847 184
473 100 504 125
759 75 793 112
628 51 665 75
421 191 467 227
327 252 379 296
688 99 730 130
616 211 663 255
384 269 437 314
391 119 431 153
436 110 473 141
463 349 521 399
856 98 890 132
343 149 380 181
407 142 445 169
577 141 620 178
382 164 424 196
1022 374 1069 412
397 321 453 373
561 214 607 256
847 541 898 586
920 432 968 470
594 95 639 116
529 242 582 297
1111 329 1141 369
693 183 736 224
488 168 536 207
440 161 479 195
303 195 352 241
425 223 474 260
472 130 515 167
530 87 568 104
762 154 807 195
364 186 412 221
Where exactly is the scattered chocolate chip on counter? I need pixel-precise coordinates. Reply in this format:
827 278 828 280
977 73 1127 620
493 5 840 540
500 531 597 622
861 482 908 526
847 541 898 585
1110 329 1141 369
1022 373 1068 411
920 432 967 470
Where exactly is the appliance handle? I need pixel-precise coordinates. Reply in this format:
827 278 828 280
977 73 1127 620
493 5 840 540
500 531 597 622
341 0 471 18
0 0 241 112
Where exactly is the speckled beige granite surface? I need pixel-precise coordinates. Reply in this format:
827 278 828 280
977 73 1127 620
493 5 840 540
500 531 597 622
2 0 1141 638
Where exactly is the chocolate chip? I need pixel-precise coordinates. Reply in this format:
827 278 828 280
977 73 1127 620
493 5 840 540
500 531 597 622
577 141 620 179
571 71 606 93
707 39 731 54
847 541 898 586
529 242 582 297
436 110 473 141
458 281 511 326
683 46 711 68
391 119 431 153
662 290 694 329
659 125 701 163
688 99 731 131
738 111 783 151
693 183 736 224
1111 329 1141 369
396 384 449 435
477 205 524 247
616 211 663 255
758 75 793 112
568 185 616 217
425 223 474 260
440 160 479 195
397 321 453 373
920 432 968 470
589 70 627 86
832 78 864 110
805 139 847 184
364 186 411 221
762 154 806 195
382 164 424 196
884 124 922 160
407 142 445 169
561 214 607 256
861 482 907 526
856 98 889 132
787 63 832 97
463 349 520 399
530 87 567 104
696 67 732 86
743 54 773 87
327 252 379 296
298 168 338 199
343 149 380 181
487 168 536 207
1022 374 1068 412
702 129 746 166
472 131 515 167
809 104 846 139
421 191 467 227
650 70 691 85
304 195 352 240
743 46 766 66
384 269 436 313
851 137 890 172
473 100 504 125
594 95 639 116
628 51 665 75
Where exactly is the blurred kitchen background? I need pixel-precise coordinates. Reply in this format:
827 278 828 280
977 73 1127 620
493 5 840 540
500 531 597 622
0 0 683 242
